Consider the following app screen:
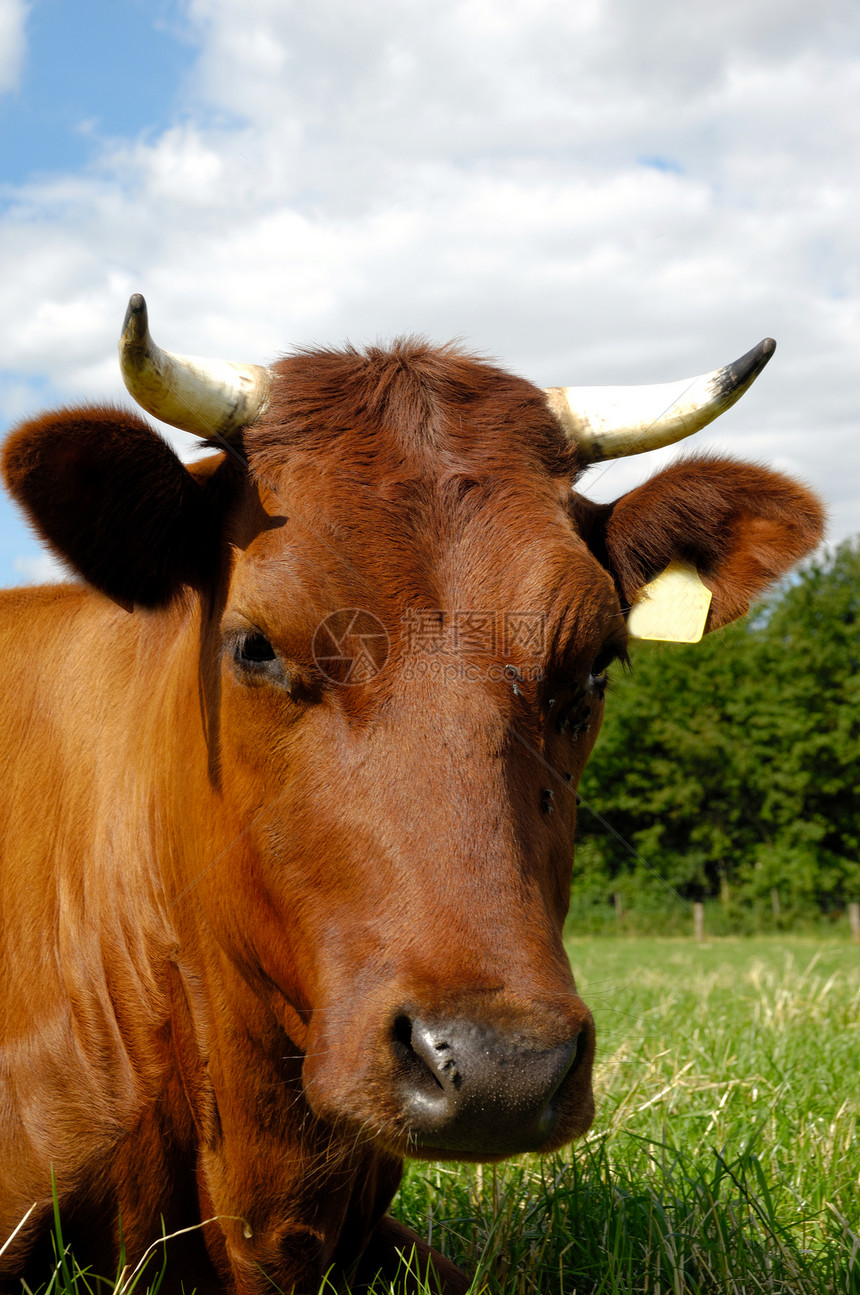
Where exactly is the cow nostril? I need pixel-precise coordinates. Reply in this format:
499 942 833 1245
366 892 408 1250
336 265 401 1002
392 1013 412 1050
568 1026 588 1077
390 1014 445 1093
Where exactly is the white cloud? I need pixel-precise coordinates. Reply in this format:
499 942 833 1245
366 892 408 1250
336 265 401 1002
0 0 858 560
0 0 27 94
12 552 69 584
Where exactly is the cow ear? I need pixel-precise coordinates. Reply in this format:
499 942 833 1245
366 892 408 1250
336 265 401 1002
579 457 824 633
2 405 223 608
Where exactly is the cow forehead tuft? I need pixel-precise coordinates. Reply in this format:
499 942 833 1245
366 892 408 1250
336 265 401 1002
242 340 583 483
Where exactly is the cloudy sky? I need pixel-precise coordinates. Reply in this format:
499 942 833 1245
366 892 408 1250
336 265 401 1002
0 0 857 585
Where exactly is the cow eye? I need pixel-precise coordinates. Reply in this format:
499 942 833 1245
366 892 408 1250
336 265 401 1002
236 632 277 665
589 644 628 699
229 630 314 698
232 632 286 684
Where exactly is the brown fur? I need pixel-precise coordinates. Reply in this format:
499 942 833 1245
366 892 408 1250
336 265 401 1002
0 341 823 1293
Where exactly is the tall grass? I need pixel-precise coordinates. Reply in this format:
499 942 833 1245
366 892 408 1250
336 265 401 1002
393 938 860 1294
14 938 860 1294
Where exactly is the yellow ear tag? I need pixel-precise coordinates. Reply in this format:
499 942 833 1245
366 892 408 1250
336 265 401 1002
627 561 713 644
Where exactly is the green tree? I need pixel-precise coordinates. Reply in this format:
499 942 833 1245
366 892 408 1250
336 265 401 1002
572 540 860 930
737 540 860 917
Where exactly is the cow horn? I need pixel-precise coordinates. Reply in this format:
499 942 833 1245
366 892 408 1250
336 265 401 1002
118 294 272 440
544 338 776 462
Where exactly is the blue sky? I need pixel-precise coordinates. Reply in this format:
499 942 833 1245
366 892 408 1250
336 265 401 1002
0 0 195 579
0 0 192 189
0 0 858 586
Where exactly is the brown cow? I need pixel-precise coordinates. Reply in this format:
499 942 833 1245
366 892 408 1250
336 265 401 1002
0 297 822 1294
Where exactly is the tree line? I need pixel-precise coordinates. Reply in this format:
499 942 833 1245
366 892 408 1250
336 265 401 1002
571 539 860 934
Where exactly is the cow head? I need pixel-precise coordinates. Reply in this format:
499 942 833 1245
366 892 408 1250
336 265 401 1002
2 298 823 1164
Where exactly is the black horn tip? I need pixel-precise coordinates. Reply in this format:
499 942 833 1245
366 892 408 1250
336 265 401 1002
121 294 149 347
718 336 777 398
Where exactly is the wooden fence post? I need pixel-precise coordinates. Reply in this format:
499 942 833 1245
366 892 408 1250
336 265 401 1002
614 892 623 923
693 901 705 942
849 902 860 945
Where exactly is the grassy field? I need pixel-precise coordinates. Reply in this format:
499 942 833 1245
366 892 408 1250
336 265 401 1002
15 937 860 1294
391 936 860 1295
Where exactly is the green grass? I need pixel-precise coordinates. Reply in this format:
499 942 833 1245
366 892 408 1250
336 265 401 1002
391 937 860 1294
16 938 860 1294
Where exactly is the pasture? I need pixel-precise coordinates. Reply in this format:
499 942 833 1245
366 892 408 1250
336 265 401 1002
21 935 858 1294
391 936 860 1295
